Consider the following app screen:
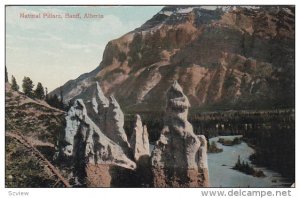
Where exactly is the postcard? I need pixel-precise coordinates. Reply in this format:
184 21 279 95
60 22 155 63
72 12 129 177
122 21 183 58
5 5 295 190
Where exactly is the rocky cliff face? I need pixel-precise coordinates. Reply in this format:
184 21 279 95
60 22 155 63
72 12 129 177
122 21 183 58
129 114 150 162
106 96 130 150
63 82 131 150
51 6 295 112
151 81 209 187
129 114 152 186
60 99 135 168
57 83 136 186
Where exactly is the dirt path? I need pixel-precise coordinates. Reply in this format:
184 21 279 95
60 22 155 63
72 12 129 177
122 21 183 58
6 131 71 187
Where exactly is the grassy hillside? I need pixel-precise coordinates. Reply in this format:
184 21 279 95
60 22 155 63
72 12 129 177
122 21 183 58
5 83 67 187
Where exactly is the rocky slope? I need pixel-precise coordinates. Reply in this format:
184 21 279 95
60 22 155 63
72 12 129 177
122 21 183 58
5 83 66 187
51 6 295 112
5 83 65 148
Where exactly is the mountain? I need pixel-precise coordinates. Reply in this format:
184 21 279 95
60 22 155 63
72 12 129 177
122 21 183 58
51 6 295 113
5 83 66 187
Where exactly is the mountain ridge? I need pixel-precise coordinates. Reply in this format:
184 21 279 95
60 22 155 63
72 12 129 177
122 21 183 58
50 5 295 112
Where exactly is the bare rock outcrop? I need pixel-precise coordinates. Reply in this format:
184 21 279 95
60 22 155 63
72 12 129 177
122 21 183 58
92 82 109 132
52 6 295 113
58 81 208 187
197 135 210 187
71 82 108 134
59 98 136 186
151 81 209 187
69 82 130 151
129 114 150 162
105 95 130 150
129 114 152 186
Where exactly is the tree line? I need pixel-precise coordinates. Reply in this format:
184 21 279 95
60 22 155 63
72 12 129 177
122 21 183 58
6 66 66 110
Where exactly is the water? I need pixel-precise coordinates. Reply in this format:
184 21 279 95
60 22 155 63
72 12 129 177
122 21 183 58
208 136 292 187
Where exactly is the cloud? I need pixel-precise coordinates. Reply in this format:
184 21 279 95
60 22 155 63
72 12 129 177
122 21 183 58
87 13 142 47
6 6 72 32
62 43 89 50
5 6 160 91
88 14 124 36
6 33 62 42
61 42 100 52
42 33 63 41
6 7 41 30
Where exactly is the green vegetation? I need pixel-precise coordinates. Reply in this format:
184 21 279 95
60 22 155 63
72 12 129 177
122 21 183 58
34 82 45 99
5 76 66 187
127 109 294 182
5 137 57 187
118 51 127 63
45 94 66 110
6 91 12 97
11 75 19 91
22 77 34 98
5 66 8 82
244 124 295 180
207 141 223 153
124 113 164 143
233 156 265 178
128 33 142 67
224 73 237 89
14 76 52 107
45 87 66 111
218 137 242 146
11 73 66 110
128 31 161 72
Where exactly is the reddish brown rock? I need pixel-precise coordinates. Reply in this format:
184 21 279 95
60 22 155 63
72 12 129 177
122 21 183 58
86 164 111 187
52 6 295 112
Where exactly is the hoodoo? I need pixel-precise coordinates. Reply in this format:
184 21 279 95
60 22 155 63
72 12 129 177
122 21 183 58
151 81 209 187
130 114 150 162
58 83 136 187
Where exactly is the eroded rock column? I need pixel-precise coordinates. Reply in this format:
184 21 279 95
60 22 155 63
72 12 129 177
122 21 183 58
151 81 209 187
58 98 136 187
130 114 150 162
130 114 152 186
106 95 130 150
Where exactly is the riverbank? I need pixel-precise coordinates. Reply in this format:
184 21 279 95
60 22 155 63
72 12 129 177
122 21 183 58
243 125 295 180
208 136 292 187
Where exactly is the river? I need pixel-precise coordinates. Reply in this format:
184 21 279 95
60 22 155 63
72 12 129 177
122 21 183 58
208 135 292 187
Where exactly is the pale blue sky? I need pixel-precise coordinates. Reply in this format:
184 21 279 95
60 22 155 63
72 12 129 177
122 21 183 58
6 6 163 91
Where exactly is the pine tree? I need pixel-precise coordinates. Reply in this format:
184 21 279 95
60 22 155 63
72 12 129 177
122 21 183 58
206 136 210 150
237 155 241 165
34 82 45 99
46 94 65 111
59 87 63 103
11 75 19 91
5 66 8 83
45 87 48 100
22 77 34 97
